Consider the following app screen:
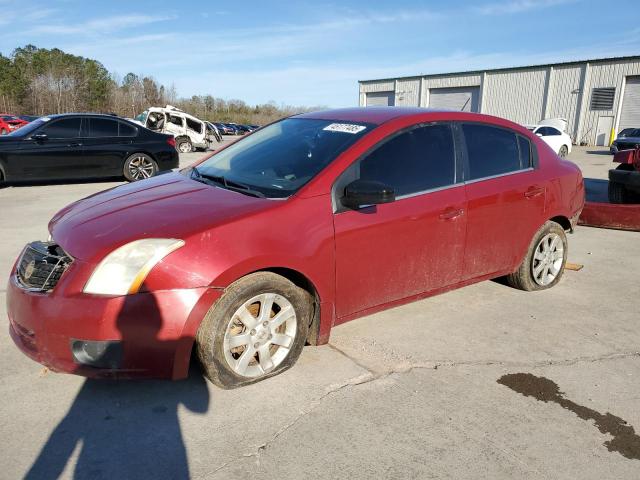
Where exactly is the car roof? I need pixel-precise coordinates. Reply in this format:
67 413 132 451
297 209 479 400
294 107 512 126
40 113 123 119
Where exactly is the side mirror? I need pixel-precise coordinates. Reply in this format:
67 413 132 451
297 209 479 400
342 179 395 209
535 132 543 137
31 133 48 142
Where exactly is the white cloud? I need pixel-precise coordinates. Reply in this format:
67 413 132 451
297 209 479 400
28 13 174 35
475 0 577 15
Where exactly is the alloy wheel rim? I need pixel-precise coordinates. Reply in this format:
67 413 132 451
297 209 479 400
531 233 564 286
179 142 191 153
223 293 297 378
128 156 154 180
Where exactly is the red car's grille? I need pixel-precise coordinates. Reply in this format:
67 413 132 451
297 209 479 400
16 241 72 292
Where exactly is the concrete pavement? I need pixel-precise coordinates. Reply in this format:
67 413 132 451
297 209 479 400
1 145 639 479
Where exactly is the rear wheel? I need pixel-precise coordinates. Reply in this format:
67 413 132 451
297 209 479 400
177 138 193 153
558 145 568 158
123 153 158 182
196 272 312 389
506 221 568 291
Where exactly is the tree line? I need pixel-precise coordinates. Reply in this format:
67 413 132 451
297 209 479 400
0 45 319 125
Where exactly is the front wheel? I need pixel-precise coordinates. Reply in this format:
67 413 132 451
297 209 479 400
123 153 158 182
505 221 568 291
196 272 312 388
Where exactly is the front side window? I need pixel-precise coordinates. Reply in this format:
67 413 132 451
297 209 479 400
168 115 183 127
39 118 82 139
462 124 522 180
355 124 456 197
193 118 372 198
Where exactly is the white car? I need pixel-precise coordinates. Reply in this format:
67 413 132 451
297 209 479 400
135 106 216 153
527 125 572 158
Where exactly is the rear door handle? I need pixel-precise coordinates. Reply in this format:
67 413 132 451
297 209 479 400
439 207 464 220
67 142 82 147
525 186 545 199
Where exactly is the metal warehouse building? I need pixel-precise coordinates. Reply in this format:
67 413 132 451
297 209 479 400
359 56 640 146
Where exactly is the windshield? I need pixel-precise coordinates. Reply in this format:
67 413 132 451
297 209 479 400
7 117 50 136
192 118 372 198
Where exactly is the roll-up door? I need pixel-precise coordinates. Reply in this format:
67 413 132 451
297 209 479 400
429 86 480 112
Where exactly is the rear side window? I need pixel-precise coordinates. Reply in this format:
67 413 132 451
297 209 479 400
518 136 532 168
357 123 456 197
89 118 119 137
39 118 81 139
186 118 203 134
168 115 183 126
462 124 522 180
119 122 137 137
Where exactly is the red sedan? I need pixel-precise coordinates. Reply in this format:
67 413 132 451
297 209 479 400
0 114 28 134
7 108 584 388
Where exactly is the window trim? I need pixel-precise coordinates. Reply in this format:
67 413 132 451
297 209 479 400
332 121 461 213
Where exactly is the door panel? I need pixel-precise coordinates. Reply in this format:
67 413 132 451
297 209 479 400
81 118 133 177
332 123 466 318
334 186 467 318
462 171 545 279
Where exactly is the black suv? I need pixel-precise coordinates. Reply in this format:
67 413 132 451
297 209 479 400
0 113 179 184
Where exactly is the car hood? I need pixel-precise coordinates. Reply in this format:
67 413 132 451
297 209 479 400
49 172 275 262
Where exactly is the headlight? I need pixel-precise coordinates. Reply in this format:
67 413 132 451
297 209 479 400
83 239 184 295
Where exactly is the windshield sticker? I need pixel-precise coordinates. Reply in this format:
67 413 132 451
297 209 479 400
323 123 366 134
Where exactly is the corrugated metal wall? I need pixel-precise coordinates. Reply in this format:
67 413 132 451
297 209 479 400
359 57 640 145
482 68 548 126
546 65 582 139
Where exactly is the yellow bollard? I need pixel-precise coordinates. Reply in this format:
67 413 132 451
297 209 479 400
610 127 616 146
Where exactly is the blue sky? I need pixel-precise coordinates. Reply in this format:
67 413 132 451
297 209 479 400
1 0 639 107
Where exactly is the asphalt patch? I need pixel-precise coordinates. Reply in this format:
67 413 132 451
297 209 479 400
498 373 640 461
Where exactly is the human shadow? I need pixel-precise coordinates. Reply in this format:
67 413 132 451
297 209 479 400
25 292 210 479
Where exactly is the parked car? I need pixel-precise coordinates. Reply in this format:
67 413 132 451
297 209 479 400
135 105 216 153
0 113 178 183
527 125 572 158
610 128 640 154
7 108 584 388
0 114 28 133
18 115 40 123
608 146 640 203
233 124 252 135
213 122 235 135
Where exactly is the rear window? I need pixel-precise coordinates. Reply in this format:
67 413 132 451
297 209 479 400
462 124 523 180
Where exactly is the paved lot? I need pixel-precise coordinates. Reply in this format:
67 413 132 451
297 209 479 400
1 144 639 479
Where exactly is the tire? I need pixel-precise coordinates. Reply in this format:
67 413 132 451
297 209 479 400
177 138 193 153
558 145 568 158
196 272 312 389
608 164 637 204
505 221 568 291
123 153 158 182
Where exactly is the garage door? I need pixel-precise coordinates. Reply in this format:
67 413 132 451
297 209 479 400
619 76 640 131
429 86 479 112
366 91 395 107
